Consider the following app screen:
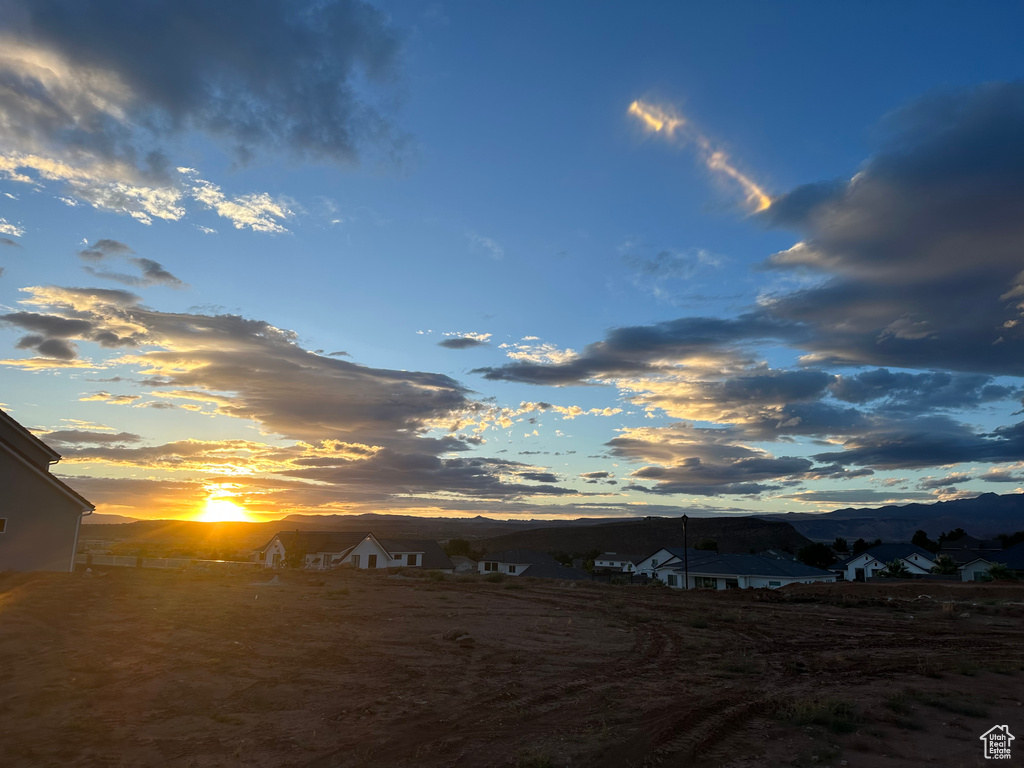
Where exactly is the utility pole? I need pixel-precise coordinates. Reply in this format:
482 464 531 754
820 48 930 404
682 514 689 589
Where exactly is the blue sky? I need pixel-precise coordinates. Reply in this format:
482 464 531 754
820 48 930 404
2 1 1024 521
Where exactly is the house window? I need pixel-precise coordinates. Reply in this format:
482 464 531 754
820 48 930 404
352 554 361 568
407 553 418 566
484 561 496 571
694 576 717 588
509 565 516 574
368 554 377 568
258 551 265 561
0 518 6 533
724 579 739 589
768 581 781 587
651 559 659 567
667 574 677 587
272 553 281 566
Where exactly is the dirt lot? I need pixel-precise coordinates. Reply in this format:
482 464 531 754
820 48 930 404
1 568 1022 768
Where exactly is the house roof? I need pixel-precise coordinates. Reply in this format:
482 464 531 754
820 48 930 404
258 530 371 555
0 419 93 512
0 408 61 468
981 541 1024 569
520 562 590 580
638 547 710 565
380 539 454 570
667 553 835 579
480 549 558 566
597 552 644 563
839 542 936 568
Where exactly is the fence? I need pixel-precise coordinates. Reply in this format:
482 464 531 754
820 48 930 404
75 554 259 570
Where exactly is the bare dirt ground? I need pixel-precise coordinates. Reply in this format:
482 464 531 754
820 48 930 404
1 568 1022 768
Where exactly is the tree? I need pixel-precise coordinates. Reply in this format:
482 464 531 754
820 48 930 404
912 529 939 553
852 537 881 555
445 538 482 560
798 542 836 569
878 559 912 578
833 537 849 553
997 530 1024 548
283 543 309 569
938 527 967 544
930 554 959 575
695 538 718 551
987 562 1020 581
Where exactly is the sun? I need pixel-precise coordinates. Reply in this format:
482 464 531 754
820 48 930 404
198 496 250 523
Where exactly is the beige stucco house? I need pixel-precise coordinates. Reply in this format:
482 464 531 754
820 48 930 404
0 409 94 571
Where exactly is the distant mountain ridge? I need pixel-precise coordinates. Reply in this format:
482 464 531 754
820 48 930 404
765 492 1024 542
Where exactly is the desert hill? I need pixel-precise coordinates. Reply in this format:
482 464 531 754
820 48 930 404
766 492 1024 542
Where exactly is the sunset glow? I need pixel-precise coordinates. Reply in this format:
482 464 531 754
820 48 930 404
628 99 772 212
1 3 1021 522
198 496 250 523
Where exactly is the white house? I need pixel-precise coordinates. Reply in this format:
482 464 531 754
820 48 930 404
0 409 94 572
593 552 643 573
959 557 997 582
477 549 588 579
655 553 837 590
255 531 453 571
634 547 707 579
838 543 936 581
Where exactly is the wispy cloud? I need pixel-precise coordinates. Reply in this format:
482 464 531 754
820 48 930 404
628 99 771 212
0 218 25 237
466 231 504 260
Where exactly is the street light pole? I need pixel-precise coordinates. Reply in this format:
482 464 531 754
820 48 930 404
682 514 689 590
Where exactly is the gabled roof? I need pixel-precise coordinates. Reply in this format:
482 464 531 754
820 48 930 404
981 541 1024 569
840 542 936 568
0 408 61 468
480 549 558 566
596 552 644 563
638 547 709 565
0 421 93 512
667 553 834 579
380 539 454 570
258 530 371 555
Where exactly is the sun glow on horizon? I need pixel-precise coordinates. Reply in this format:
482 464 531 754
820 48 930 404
197 495 251 522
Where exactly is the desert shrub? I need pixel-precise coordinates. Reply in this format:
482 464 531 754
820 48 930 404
777 696 861 733
484 572 505 583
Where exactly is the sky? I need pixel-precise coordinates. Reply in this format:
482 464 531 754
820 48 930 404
3 1 1024 523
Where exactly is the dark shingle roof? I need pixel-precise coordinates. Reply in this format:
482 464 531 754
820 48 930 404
668 553 835 579
597 552 645 563
481 549 558 566
839 543 936 568
258 530 370 555
380 539 454 570
985 541 1024 569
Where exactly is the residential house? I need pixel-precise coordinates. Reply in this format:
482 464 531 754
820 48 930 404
838 543 937 581
0 408 94 572
960 541 1024 581
633 547 706 579
448 555 477 574
593 552 643 573
655 553 837 590
939 535 1005 566
255 531 453 571
477 549 588 579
